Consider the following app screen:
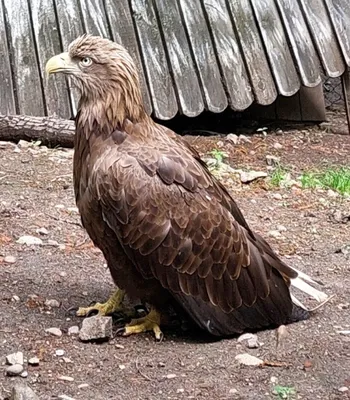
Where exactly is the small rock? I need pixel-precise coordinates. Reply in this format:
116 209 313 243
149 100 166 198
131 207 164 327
6 364 24 376
158 362 165 367
59 271 67 277
0 140 16 150
337 303 349 310
55 349 65 356
273 142 283 150
235 353 263 366
58 375 74 382
62 357 72 363
20 370 28 378
4 255 17 264
238 134 251 143
229 388 238 394
36 227 49 235
272 193 283 200
57 396 75 400
276 225 287 232
247 337 259 349
177 388 185 394
270 376 278 383
337 330 350 335
118 364 125 370
16 236 43 246
237 333 256 343
79 316 112 342
68 325 80 335
28 357 39 366
275 129 283 135
10 383 39 400
166 374 177 379
266 155 280 166
45 327 62 337
226 133 239 145
338 387 348 393
267 230 281 238
6 352 24 366
327 189 338 198
45 299 60 308
13 146 21 153
12 295 20 302
47 239 59 247
18 140 31 148
115 344 125 349
240 170 267 183
78 384 89 389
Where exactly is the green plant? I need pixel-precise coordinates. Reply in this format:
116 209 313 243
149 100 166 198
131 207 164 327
273 385 296 399
300 167 350 195
269 166 289 187
209 149 227 165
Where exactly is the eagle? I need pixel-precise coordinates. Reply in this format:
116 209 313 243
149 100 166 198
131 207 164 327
46 35 328 339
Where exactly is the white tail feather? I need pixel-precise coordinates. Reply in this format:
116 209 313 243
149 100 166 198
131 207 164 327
289 267 329 310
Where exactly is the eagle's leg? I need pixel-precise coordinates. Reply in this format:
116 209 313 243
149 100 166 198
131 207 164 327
76 288 127 317
117 308 163 341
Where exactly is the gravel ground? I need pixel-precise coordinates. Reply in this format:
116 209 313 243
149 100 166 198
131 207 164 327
0 111 349 400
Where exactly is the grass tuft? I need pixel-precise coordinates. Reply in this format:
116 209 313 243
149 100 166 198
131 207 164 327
273 385 296 399
300 167 350 195
269 166 289 187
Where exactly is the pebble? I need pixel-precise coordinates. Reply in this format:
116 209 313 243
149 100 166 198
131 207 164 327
79 316 113 342
235 353 263 366
229 388 238 394
4 255 17 264
63 357 72 363
68 325 80 335
78 384 89 389
337 330 350 335
267 230 281 238
12 295 20 302
36 227 49 235
166 374 177 379
20 370 28 378
226 133 239 145
327 189 338 198
247 337 260 349
58 375 74 382
273 142 283 150
55 349 65 356
16 236 43 246
338 387 348 393
6 352 24 365
266 155 280 166
177 388 184 394
237 333 256 343
118 364 126 370
276 225 287 232
115 344 125 349
45 327 62 337
47 239 59 247
45 299 60 308
10 383 39 400
28 357 39 366
272 193 283 200
240 170 267 183
57 396 76 400
270 376 278 383
238 134 251 143
6 364 24 376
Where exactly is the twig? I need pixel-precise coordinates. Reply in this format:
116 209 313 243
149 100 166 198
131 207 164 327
135 357 153 381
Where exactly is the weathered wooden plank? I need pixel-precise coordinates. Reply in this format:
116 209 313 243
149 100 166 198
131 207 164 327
250 0 300 97
104 0 151 114
299 0 345 77
154 0 204 117
131 0 177 120
227 0 277 105
341 69 350 134
178 0 227 113
0 0 16 115
276 93 301 121
275 0 321 87
299 85 326 121
202 0 253 111
79 0 110 38
325 0 350 67
54 0 84 115
30 0 71 118
3 0 45 115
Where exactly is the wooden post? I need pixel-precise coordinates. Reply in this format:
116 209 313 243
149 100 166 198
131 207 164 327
341 67 350 135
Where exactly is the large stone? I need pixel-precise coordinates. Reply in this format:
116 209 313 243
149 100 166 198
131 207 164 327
6 352 24 365
10 383 39 400
79 316 113 342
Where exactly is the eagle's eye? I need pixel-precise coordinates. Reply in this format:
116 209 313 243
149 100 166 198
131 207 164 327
80 57 92 68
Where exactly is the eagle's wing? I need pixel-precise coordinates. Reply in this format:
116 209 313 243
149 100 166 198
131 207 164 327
92 123 318 335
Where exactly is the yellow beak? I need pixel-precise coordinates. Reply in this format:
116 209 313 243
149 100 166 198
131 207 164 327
45 52 76 75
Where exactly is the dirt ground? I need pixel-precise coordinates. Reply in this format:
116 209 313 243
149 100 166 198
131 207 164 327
0 110 349 400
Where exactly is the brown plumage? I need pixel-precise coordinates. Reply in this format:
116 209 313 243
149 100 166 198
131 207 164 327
46 35 328 336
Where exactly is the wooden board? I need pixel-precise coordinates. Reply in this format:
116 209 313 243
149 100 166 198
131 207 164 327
227 0 277 105
30 0 71 119
0 0 16 114
276 0 321 87
276 93 301 121
299 84 326 121
250 0 300 97
154 0 204 117
104 0 152 114
342 69 350 134
131 0 177 120
178 0 227 113
54 0 84 115
79 0 110 38
325 0 350 67
3 0 45 115
202 0 253 111
299 0 345 77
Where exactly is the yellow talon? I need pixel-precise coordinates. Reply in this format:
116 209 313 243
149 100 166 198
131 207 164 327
77 288 126 317
120 308 163 341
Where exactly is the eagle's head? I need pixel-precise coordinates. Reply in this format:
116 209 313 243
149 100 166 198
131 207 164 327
46 35 145 125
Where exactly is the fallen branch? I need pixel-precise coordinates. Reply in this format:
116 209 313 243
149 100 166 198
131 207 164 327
0 115 75 148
